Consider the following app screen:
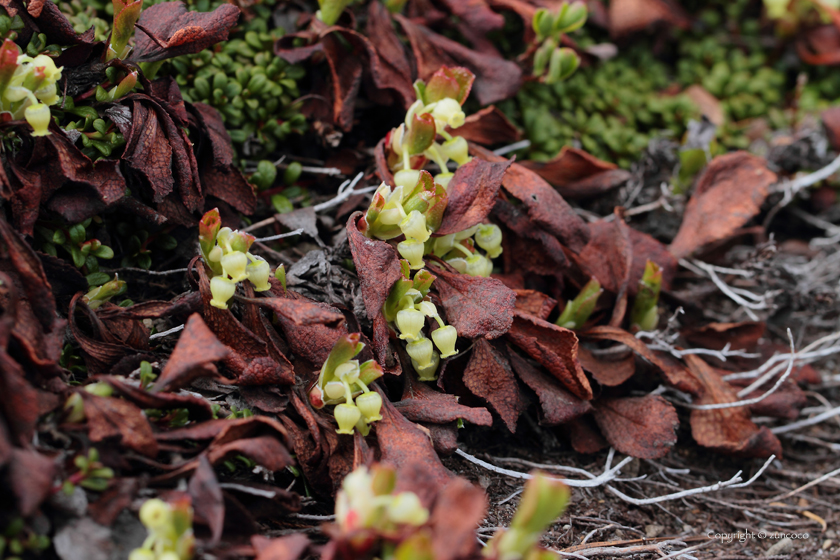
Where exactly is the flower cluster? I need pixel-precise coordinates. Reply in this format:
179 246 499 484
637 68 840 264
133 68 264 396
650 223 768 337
0 39 62 136
308 334 385 436
129 497 195 560
198 208 274 310
335 465 429 535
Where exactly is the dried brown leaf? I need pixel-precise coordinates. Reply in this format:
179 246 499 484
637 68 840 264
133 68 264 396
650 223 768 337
81 392 158 457
154 313 230 392
432 265 516 340
395 374 493 426
592 395 678 459
436 158 511 235
347 212 403 320
462 339 524 432
509 351 591 425
132 2 240 62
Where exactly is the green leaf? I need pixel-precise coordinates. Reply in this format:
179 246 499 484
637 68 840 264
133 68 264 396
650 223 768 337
68 224 86 245
271 194 293 214
86 272 111 287
92 245 114 259
137 253 152 270
154 235 178 251
69 245 86 268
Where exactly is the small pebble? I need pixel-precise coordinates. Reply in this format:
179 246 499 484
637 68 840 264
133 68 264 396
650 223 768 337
765 537 794 557
645 524 664 538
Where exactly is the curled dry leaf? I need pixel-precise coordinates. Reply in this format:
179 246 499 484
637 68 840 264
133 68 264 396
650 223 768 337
462 339 524 432
436 157 511 235
365 1 415 109
669 152 776 258
189 455 225 544
685 354 783 458
577 346 636 387
513 289 557 321
608 0 690 38
566 416 609 455
8 448 56 516
521 147 630 199
154 313 230 392
509 351 591 426
429 477 487 560
103 376 214 420
80 391 159 457
472 144 590 253
346 212 403 320
431 265 516 340
592 395 679 459
132 1 240 62
246 296 345 327
448 105 522 146
505 310 592 400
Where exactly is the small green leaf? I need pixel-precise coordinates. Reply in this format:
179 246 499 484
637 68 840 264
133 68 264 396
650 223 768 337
68 224 86 245
137 253 152 270
92 245 114 259
86 272 111 287
271 194 293 214
154 235 178 251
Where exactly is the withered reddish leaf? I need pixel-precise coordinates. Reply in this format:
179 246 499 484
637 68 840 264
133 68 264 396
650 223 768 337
321 31 365 131
432 266 515 340
207 435 293 471
521 147 629 199
449 105 521 146
566 416 609 454
123 101 174 202
253 534 310 560
189 456 224 544
394 14 521 105
9 448 56 516
592 395 678 459
429 477 487 560
365 2 415 109
743 381 806 420
373 313 401 376
88 478 140 526
796 25 840 65
506 311 592 400
584 326 703 396
608 0 690 38
192 103 256 215
682 322 765 352
346 212 403 320
0 216 57 330
81 392 158 457
686 354 782 458
155 313 229 392
509 351 591 425
513 289 556 321
440 0 504 34
248 297 344 327
436 158 511 235
493 199 570 274
628 228 677 295
669 152 776 259
133 2 240 62
103 376 214 420
375 389 453 487
577 346 636 387
684 85 724 127
462 339 524 432
473 144 590 253
0 350 40 446
395 374 492 426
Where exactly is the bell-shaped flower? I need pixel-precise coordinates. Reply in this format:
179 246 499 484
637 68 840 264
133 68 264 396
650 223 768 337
398 239 425 270
465 254 493 277
376 185 406 227
406 336 434 368
455 225 480 241
412 349 440 381
356 391 383 423
446 256 467 274
475 223 503 259
394 169 421 191
208 245 223 263
221 251 248 282
396 308 425 341
431 325 459 359
433 234 456 256
334 403 362 435
324 381 347 401
438 136 470 165
399 210 430 243
335 360 360 384
210 276 237 309
417 300 438 318
388 492 429 526
139 499 172 532
246 257 271 291
430 97 466 130
24 102 51 136
435 172 454 189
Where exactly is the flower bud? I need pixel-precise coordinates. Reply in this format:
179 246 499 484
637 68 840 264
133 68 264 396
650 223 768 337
435 173 454 189
324 381 346 401
433 234 456 256
25 102 51 136
446 257 467 274
356 391 383 422
465 254 493 277
388 492 429 526
439 136 470 165
334 403 361 435
394 169 421 191
398 239 426 270
431 97 466 130
139 499 172 531
396 308 425 341
431 325 459 359
417 300 438 318
399 210 430 243
247 257 271 291
221 251 248 282
406 336 434 368
359 360 384 386
208 245 223 262
335 360 360 384
210 276 236 309
475 224 503 258
309 385 325 409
